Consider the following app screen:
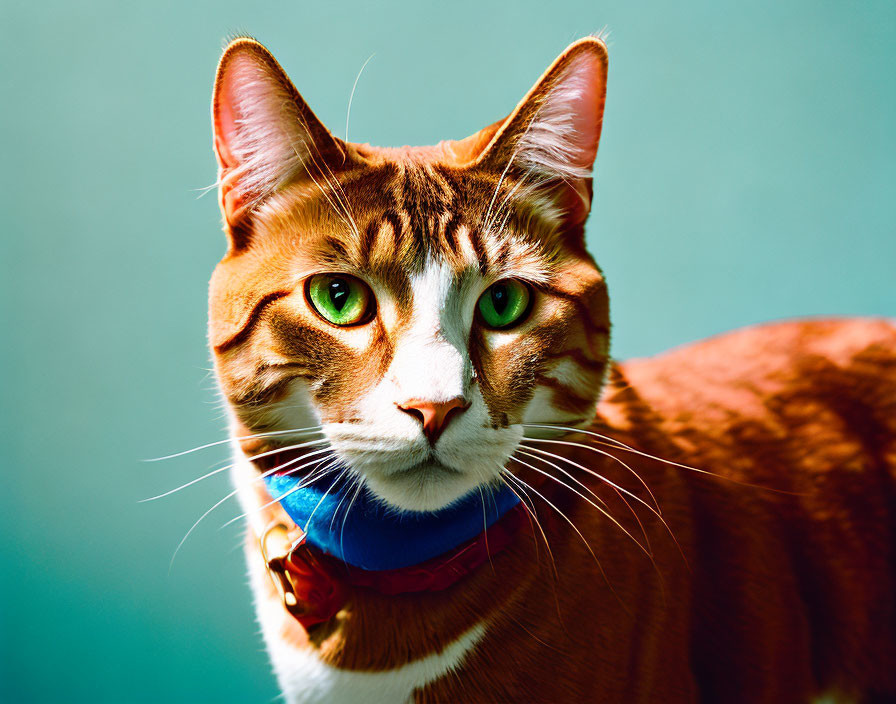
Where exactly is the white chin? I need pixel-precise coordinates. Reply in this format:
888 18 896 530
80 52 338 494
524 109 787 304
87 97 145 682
363 461 484 513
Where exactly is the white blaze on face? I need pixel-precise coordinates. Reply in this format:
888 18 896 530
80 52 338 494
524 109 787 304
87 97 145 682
389 263 473 405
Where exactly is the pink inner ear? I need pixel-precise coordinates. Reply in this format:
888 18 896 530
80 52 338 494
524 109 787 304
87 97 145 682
561 52 605 169
213 51 269 172
214 77 242 171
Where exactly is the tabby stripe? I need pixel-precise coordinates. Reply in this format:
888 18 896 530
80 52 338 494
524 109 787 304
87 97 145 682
546 348 606 371
382 210 404 250
467 225 489 272
213 290 293 353
493 236 512 270
442 212 462 255
360 220 379 261
535 373 598 412
325 236 348 259
229 372 308 407
543 287 609 337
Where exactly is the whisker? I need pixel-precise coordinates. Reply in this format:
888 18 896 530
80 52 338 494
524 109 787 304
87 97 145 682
345 53 375 143
231 459 340 532
520 443 663 523
299 151 356 236
140 438 329 502
520 443 688 570
511 448 653 557
521 423 793 494
219 457 340 529
522 436 662 516
501 468 622 608
500 472 574 633
480 110 543 236
510 453 651 558
168 448 333 571
516 444 654 556
478 486 495 573
515 448 610 510
144 426 324 462
498 473 562 600
328 476 355 534
294 111 363 243
339 478 365 565
498 473 542 563
303 466 351 533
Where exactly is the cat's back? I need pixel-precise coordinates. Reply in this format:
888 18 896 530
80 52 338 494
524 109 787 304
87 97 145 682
614 318 896 479
619 317 896 425
603 318 896 701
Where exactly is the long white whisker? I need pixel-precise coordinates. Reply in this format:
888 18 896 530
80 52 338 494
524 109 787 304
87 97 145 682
511 453 651 558
501 468 613 591
498 473 556 577
515 447 609 509
522 438 662 516
140 438 329 502
521 423 717 478
144 427 324 462
345 53 375 143
219 456 340 529
228 459 340 531
168 447 333 571
328 473 357 533
303 466 351 533
478 486 494 571
515 446 654 558
481 110 543 235
520 443 687 568
339 479 365 563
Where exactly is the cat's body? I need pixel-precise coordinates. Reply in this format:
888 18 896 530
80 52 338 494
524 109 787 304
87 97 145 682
240 318 896 703
207 36 896 703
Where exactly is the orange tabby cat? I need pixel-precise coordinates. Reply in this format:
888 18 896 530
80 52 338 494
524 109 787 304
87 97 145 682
207 35 896 703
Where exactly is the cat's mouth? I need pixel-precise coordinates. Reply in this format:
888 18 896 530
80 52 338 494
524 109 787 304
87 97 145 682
249 443 460 480
382 459 463 478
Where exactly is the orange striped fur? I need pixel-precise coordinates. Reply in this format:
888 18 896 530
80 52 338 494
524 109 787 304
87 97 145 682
207 36 896 703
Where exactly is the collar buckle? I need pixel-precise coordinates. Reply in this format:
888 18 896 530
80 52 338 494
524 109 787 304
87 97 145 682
260 521 309 617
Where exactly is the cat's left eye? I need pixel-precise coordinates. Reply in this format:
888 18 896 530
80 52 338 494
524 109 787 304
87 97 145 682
477 279 532 330
306 273 375 326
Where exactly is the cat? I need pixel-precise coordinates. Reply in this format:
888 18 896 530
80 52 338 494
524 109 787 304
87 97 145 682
207 35 896 703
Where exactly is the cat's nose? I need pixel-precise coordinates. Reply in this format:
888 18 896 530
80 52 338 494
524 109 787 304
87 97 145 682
397 397 469 445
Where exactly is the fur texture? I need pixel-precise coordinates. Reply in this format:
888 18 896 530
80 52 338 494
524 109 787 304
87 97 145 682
207 36 896 703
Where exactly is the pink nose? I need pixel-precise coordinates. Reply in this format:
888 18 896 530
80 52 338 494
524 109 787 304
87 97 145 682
397 397 469 444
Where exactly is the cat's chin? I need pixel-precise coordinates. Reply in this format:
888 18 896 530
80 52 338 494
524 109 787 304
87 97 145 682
363 460 491 513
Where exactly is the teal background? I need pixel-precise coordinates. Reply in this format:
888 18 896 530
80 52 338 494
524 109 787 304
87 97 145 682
1 1 893 702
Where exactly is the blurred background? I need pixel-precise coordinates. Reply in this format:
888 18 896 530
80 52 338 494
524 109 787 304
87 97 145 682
1 1 893 701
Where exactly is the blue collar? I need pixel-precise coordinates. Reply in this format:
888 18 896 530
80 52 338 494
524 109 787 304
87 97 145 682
264 472 520 571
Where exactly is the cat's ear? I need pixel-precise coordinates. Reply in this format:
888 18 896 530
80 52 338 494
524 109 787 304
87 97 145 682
469 37 608 226
212 38 349 229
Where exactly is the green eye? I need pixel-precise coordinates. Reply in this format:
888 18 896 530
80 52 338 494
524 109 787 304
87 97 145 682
477 279 532 329
306 274 374 326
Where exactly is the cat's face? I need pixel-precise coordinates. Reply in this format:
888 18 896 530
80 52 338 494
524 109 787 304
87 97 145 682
210 38 610 512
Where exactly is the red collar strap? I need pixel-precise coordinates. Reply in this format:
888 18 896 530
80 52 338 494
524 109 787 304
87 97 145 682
261 504 529 629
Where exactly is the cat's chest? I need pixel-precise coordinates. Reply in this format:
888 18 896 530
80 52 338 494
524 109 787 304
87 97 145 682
250 555 487 704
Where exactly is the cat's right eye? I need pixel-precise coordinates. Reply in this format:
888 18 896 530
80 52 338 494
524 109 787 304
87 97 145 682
305 273 375 327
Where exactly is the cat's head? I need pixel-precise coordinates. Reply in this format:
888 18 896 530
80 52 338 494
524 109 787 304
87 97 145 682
209 37 610 512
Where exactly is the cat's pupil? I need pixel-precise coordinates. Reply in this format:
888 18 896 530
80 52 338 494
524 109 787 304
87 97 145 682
491 285 509 316
329 279 349 311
